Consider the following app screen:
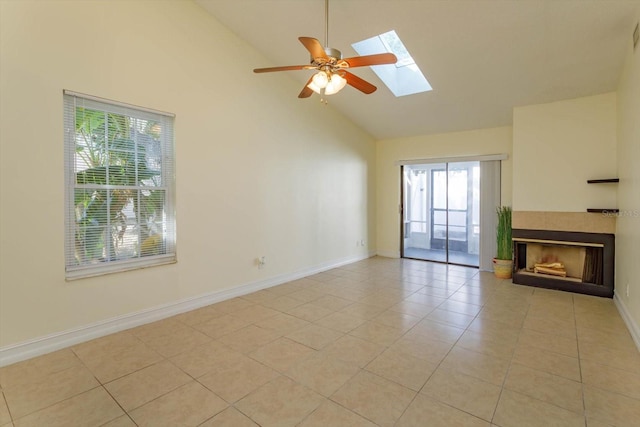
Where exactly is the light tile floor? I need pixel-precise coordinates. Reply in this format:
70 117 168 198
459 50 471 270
1 257 639 426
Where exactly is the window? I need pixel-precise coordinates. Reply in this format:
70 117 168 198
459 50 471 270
352 30 432 97
63 91 176 279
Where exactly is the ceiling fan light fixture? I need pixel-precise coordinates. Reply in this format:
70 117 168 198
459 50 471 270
324 73 347 95
310 71 329 90
307 71 347 96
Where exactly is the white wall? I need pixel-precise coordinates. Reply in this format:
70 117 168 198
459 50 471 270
512 93 618 212
376 126 513 257
615 13 640 343
0 1 375 350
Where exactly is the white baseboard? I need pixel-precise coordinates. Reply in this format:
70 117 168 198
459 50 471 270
0 253 372 367
614 294 640 351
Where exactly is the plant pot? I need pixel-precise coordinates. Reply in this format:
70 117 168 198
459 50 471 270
493 258 513 279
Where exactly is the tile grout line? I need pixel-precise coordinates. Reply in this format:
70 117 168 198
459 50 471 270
99 384 139 427
391 269 488 425
488 281 533 425
1 389 14 426
69 347 137 426
572 293 590 426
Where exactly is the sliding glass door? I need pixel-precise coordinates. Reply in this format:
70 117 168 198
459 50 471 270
402 161 480 267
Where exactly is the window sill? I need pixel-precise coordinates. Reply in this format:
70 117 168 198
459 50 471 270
65 255 177 281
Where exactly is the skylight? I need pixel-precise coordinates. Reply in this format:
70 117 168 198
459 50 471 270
352 30 432 97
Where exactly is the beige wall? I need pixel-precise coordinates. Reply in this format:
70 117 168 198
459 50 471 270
376 126 513 257
512 93 618 212
615 13 640 336
0 1 375 348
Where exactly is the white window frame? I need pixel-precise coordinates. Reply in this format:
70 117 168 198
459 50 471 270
63 90 176 279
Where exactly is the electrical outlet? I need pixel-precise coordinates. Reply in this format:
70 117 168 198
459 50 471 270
361 239 365 246
257 256 266 269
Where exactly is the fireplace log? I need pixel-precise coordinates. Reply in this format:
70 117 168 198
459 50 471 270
533 266 568 277
534 262 565 269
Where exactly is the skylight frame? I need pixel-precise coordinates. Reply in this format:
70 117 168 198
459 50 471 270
352 30 432 97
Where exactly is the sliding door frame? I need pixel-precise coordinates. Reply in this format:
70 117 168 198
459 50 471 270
398 154 506 269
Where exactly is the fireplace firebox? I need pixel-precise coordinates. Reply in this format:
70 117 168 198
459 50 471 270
512 229 614 297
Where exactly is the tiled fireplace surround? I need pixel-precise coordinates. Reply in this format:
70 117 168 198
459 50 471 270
512 211 616 297
512 211 617 235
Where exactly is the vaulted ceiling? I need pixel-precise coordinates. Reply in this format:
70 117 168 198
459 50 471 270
197 0 639 140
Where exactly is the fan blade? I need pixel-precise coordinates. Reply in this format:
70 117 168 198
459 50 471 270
343 71 377 94
254 65 313 73
340 53 397 68
299 37 328 61
298 76 314 98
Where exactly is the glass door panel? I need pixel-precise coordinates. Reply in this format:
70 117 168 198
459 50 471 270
402 163 446 263
402 161 480 267
429 168 447 255
447 162 479 266
402 166 427 259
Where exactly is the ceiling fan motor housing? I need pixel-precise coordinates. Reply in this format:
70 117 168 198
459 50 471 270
320 47 342 61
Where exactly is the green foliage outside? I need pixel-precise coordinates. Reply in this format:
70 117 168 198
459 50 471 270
73 107 165 265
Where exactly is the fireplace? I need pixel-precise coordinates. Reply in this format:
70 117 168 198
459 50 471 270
512 229 614 297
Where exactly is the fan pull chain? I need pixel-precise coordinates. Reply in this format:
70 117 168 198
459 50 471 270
319 87 327 104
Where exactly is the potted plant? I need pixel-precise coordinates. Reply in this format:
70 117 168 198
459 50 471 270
493 206 513 279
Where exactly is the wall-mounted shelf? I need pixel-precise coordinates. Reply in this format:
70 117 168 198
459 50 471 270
587 209 619 213
587 178 618 213
587 178 619 183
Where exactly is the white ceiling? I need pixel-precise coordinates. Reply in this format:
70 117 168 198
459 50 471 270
197 0 639 140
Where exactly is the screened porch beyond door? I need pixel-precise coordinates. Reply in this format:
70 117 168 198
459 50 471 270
402 162 480 268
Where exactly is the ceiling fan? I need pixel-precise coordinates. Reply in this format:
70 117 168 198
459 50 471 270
253 0 398 101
